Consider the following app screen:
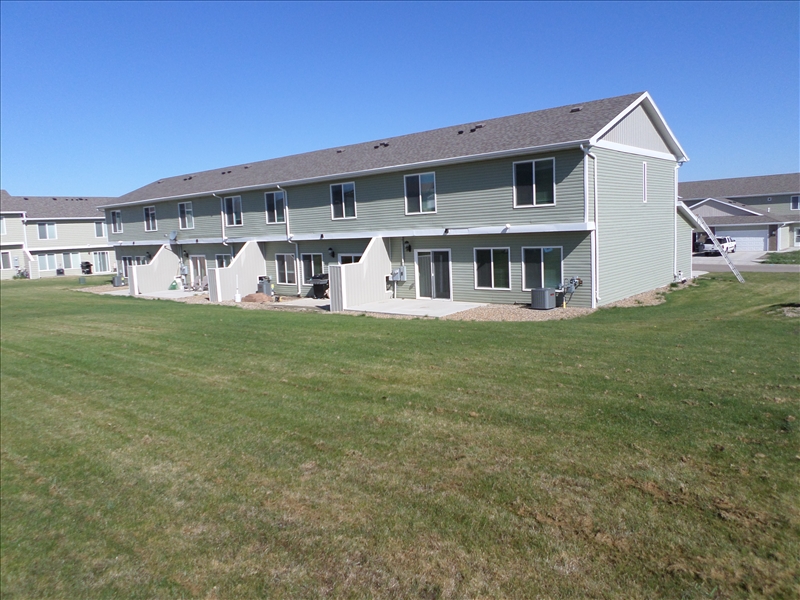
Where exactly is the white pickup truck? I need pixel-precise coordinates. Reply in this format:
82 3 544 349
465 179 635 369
697 236 736 255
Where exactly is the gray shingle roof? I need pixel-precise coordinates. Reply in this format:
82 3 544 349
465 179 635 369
0 191 115 219
114 92 646 205
679 173 800 200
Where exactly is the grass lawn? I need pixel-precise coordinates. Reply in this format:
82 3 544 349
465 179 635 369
1 274 798 599
762 250 800 265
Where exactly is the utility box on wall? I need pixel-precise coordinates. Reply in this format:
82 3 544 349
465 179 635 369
390 266 407 281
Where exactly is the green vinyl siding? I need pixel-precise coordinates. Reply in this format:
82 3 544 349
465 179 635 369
677 215 693 276
391 232 592 307
729 194 798 218
287 150 587 235
594 147 679 305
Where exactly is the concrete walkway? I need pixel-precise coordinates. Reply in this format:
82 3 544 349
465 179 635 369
102 288 206 299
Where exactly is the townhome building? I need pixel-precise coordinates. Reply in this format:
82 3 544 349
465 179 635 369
101 91 695 310
679 173 800 251
0 190 116 280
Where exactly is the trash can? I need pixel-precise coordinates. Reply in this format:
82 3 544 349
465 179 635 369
258 276 272 295
112 275 124 287
310 273 329 299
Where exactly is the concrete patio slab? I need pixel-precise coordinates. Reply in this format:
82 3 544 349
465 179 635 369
346 298 486 317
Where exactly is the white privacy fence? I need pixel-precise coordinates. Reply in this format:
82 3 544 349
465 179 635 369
328 237 392 312
208 241 266 302
129 245 181 295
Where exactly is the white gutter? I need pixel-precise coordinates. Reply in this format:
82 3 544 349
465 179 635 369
97 139 592 209
276 184 301 295
581 145 599 308
21 211 29 256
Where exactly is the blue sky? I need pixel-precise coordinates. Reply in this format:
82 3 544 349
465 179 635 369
1 1 797 196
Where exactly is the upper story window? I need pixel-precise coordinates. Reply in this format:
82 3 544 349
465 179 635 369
514 158 555 207
144 206 157 232
265 191 286 224
178 202 194 230
38 222 57 239
0 216 6 235
224 196 243 226
331 183 356 219
405 173 436 214
111 210 123 234
792 196 799 210
95 222 105 238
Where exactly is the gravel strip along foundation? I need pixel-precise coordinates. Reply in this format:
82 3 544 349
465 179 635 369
79 283 692 322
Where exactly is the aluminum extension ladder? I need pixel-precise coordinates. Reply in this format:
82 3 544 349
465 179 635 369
695 214 745 283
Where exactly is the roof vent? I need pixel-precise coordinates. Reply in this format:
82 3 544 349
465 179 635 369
457 129 464 135
157 180 163 184
570 106 582 113
336 149 344 153
52 197 58 201
373 142 390 149
244 165 250 169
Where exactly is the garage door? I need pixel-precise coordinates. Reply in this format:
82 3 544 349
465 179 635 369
715 228 768 252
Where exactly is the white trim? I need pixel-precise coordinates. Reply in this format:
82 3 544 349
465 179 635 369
91 250 112 274
687 197 763 216
300 252 324 284
791 195 799 211
414 248 452 300
215 253 232 268
37 222 57 240
265 190 287 224
337 253 362 264
0 250 11 270
404 172 437 215
143 206 157 232
23 216 105 222
642 162 648 204
590 92 689 162
330 182 357 220
0 216 5 236
593 139 678 162
287 222 595 243
223 195 243 227
98 140 593 210
110 210 123 234
188 255 208 287
178 201 195 230
94 221 106 238
513 158 556 208
521 246 563 291
473 247 512 291
275 253 296 284
25 243 112 252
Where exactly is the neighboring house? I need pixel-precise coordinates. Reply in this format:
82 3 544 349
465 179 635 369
102 91 695 310
679 173 800 251
0 190 117 280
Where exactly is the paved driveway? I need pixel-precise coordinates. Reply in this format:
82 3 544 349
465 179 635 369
693 251 799 273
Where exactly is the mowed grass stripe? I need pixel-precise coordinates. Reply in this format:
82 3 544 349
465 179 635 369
1 274 798 598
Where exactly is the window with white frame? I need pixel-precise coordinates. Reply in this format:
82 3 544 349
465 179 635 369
144 206 157 231
224 196 243 226
178 202 194 230
301 253 324 283
111 210 123 233
1 252 11 270
94 251 110 273
265 191 286 223
331 183 356 219
94 222 104 238
37 222 57 239
62 252 81 270
642 162 648 203
275 254 296 284
474 248 510 289
514 158 555 207
405 173 436 214
134 256 149 266
338 254 361 264
38 254 57 271
522 247 562 290
0 216 6 235
792 196 799 210
216 254 231 268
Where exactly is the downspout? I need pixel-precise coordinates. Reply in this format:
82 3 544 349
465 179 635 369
213 193 227 246
277 184 301 296
581 145 599 308
673 164 679 279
